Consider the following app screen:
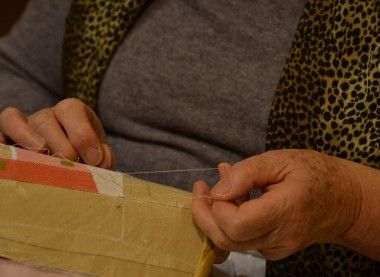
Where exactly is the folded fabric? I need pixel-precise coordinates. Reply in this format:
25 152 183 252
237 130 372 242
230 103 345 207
0 143 227 276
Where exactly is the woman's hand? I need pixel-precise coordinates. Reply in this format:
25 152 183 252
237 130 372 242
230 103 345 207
0 258 75 277
0 98 115 169
192 149 368 261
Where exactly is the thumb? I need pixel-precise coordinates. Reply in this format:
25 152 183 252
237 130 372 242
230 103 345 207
0 107 47 151
211 151 289 201
218 162 232 178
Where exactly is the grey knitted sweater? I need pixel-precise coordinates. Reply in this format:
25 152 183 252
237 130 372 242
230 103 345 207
0 0 304 190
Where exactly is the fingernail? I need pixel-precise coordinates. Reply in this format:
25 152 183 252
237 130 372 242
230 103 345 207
103 144 114 169
218 163 228 176
106 154 114 170
211 180 231 197
84 146 101 165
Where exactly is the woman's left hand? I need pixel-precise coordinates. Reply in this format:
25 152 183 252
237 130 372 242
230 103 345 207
192 149 363 261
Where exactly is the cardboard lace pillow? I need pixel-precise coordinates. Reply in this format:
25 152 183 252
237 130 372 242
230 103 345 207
0 143 227 276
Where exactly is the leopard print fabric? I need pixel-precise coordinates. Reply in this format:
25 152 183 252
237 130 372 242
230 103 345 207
63 0 151 110
266 1 379 276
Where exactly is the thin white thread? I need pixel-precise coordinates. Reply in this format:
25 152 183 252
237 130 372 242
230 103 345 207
338 43 380 103
0 174 201 267
87 166 124 197
10 143 217 202
90 168 217 203
118 198 127 240
9 143 216 207
11 143 219 177
125 167 218 175
11 143 81 162
181 191 214 202
0 145 213 269
51 152 80 163
125 173 214 204
11 143 49 154
100 196 117 224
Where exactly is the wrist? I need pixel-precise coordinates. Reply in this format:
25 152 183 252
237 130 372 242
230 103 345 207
333 160 380 260
319 155 362 245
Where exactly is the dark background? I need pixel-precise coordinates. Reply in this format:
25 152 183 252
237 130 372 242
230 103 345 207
0 1 30 37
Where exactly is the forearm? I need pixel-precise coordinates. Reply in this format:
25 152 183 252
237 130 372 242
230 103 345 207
335 159 380 261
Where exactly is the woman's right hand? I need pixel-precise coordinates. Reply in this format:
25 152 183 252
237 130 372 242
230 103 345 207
0 98 115 170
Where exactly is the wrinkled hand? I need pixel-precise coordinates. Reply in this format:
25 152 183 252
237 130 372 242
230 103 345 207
192 149 362 261
0 258 74 277
0 98 115 169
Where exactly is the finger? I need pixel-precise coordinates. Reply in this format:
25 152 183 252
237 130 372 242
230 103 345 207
0 107 46 152
211 151 290 201
212 192 281 242
192 181 280 251
0 133 7 144
27 109 79 161
98 144 117 170
53 99 106 166
192 181 268 252
218 162 249 204
192 181 231 248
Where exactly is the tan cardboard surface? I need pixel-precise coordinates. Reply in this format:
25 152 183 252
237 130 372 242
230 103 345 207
0 145 225 276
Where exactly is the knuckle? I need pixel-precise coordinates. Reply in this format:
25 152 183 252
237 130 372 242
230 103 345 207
54 98 84 115
235 159 255 177
69 128 92 146
28 109 55 130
